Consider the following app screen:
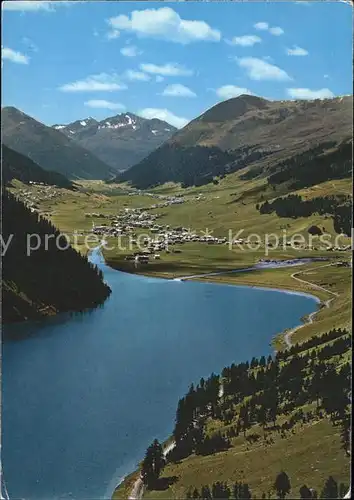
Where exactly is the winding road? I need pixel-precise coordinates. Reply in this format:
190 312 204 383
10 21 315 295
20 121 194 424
173 258 325 283
283 262 339 348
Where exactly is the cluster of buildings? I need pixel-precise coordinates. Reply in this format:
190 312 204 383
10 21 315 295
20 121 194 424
128 189 184 200
123 228 228 264
127 189 186 204
91 207 160 236
144 198 184 210
126 188 206 205
90 206 228 264
138 228 228 250
85 212 107 219
13 184 63 212
327 245 351 252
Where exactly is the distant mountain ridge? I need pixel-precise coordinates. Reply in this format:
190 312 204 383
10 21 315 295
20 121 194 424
53 112 177 172
53 117 98 135
1 107 115 180
175 94 352 152
118 94 353 188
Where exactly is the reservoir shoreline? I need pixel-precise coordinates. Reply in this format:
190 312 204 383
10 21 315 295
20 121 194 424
101 252 325 303
96 251 322 499
2 249 321 500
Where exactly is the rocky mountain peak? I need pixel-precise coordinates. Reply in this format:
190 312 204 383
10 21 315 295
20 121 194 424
50 111 177 172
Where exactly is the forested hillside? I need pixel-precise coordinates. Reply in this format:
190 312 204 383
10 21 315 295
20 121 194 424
266 139 352 189
258 194 352 236
131 328 350 499
1 190 111 324
2 145 73 189
117 145 239 188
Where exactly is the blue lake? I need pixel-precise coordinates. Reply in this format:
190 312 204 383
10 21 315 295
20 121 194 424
2 251 319 500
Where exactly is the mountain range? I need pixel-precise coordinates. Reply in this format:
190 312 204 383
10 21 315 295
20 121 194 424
52 113 177 172
118 94 353 188
2 95 352 188
1 106 116 181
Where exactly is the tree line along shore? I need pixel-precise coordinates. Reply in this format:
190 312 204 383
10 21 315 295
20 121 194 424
114 328 350 499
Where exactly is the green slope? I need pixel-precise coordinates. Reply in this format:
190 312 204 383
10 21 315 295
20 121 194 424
2 144 73 189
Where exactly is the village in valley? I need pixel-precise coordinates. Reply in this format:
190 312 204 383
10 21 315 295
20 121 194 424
11 181 351 268
89 204 229 264
9 182 253 268
14 181 64 214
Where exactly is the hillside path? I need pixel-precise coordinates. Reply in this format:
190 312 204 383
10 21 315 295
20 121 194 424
284 262 339 348
128 442 176 500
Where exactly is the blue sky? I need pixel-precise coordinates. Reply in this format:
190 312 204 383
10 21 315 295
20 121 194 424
2 0 353 128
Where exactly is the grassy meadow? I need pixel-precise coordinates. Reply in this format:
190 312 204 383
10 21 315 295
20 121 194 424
142 419 349 500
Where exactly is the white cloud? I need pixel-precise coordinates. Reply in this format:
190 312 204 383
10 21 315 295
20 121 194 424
227 35 261 47
253 22 284 36
2 1 71 11
156 76 164 83
138 108 188 128
324 74 329 79
59 73 127 92
107 7 221 44
236 57 291 81
216 85 252 100
162 84 196 97
84 100 125 111
2 47 29 64
269 26 284 36
286 88 334 100
254 22 269 30
286 45 308 56
106 30 120 40
124 69 150 81
120 45 141 57
295 1 311 5
140 62 193 76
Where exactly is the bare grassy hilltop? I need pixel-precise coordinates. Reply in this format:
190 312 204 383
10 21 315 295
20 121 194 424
118 95 352 189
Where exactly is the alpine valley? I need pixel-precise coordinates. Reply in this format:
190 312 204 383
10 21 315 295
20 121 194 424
1 3 352 498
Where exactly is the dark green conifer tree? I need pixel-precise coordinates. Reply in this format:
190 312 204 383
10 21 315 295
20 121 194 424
320 476 339 499
299 485 312 499
274 471 291 499
141 439 165 489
